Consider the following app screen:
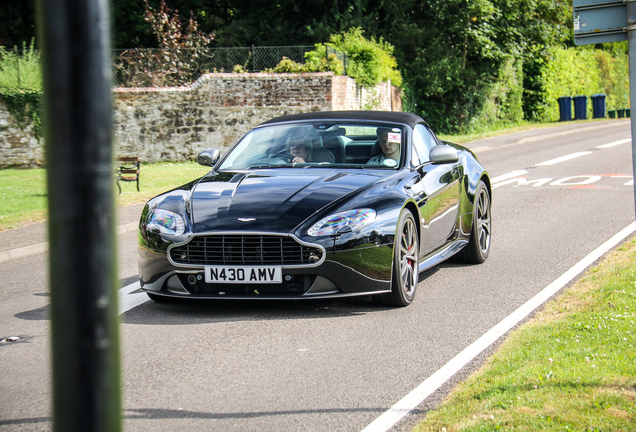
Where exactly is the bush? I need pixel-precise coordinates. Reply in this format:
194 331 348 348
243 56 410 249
270 57 304 73
270 48 345 75
535 45 629 121
0 40 42 139
269 29 401 90
464 58 524 133
303 47 345 75
328 28 402 88
0 40 42 90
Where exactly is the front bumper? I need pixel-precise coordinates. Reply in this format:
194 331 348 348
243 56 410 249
138 238 394 300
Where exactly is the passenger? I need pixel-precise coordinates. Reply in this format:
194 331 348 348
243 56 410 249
367 127 401 166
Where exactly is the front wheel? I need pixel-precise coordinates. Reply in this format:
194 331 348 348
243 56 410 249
456 180 491 263
376 210 419 307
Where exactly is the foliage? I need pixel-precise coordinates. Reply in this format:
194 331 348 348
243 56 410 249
303 46 345 75
270 57 304 73
464 58 525 134
327 28 402 88
113 0 215 87
0 40 42 90
268 29 400 90
0 0 36 49
0 41 42 139
534 45 629 121
269 47 344 75
144 0 213 50
0 89 42 139
6 0 627 133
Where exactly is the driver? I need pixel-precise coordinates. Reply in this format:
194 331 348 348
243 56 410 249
285 126 315 164
284 125 336 164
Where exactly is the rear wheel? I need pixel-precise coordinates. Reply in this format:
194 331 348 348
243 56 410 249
376 210 419 307
457 180 491 263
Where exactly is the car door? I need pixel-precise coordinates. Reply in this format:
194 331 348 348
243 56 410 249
410 124 461 255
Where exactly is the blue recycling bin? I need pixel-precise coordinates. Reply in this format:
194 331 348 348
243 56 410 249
573 95 588 120
591 94 606 119
558 96 572 122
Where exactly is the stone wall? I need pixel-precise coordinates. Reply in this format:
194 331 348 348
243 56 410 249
0 72 402 167
0 104 43 168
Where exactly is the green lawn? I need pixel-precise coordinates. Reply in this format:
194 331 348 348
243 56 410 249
413 238 636 431
0 161 210 231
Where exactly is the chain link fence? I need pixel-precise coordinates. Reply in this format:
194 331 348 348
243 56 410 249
1 45 347 89
112 45 347 87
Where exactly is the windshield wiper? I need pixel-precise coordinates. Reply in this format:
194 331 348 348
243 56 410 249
245 164 292 169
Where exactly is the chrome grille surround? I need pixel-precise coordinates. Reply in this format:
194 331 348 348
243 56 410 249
167 232 325 268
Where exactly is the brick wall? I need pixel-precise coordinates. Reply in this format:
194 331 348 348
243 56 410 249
0 72 402 167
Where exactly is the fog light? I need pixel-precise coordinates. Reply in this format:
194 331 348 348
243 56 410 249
188 275 197 285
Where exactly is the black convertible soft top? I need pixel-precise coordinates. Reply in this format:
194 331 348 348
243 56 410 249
261 111 427 129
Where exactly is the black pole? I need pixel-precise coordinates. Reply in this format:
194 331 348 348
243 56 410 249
37 0 122 431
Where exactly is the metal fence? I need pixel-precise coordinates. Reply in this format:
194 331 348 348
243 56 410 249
112 45 347 87
1 45 347 89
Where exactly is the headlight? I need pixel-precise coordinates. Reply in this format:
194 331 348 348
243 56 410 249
147 209 185 236
307 209 376 236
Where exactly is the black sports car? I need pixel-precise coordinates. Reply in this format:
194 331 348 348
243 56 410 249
137 111 491 306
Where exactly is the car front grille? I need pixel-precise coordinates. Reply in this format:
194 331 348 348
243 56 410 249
169 235 323 266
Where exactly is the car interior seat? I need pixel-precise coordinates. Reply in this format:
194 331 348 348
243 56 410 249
322 128 347 163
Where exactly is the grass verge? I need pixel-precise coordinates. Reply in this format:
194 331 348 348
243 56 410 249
413 238 636 431
0 161 210 231
437 118 610 144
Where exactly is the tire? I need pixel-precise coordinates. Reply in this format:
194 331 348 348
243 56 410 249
456 180 491 264
376 210 419 307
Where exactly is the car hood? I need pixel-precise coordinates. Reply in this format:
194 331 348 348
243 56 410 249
190 169 386 232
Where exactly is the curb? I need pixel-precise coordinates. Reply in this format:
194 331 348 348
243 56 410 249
0 221 139 264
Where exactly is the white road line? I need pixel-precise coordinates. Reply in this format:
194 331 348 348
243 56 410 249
118 280 150 315
596 138 631 149
490 170 528 184
536 151 593 166
360 222 636 432
610 176 634 186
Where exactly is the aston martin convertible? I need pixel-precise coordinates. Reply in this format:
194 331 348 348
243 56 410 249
137 111 491 306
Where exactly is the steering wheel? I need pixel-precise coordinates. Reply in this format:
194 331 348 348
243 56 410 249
274 151 295 163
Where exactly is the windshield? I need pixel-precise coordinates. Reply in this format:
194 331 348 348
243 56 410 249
219 121 406 170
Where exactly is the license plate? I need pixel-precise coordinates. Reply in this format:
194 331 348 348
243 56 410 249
204 266 282 284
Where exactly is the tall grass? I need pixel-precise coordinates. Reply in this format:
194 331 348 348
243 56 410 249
0 40 42 90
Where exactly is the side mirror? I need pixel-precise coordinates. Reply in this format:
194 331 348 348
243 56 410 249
429 145 459 164
197 148 220 167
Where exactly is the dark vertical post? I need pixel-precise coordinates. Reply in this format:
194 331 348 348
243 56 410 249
37 0 122 431
628 1 636 222
252 44 256 72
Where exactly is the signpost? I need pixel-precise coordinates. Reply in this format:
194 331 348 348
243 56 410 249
574 0 636 221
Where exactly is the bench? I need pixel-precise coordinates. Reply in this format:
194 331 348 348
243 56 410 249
116 156 140 194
